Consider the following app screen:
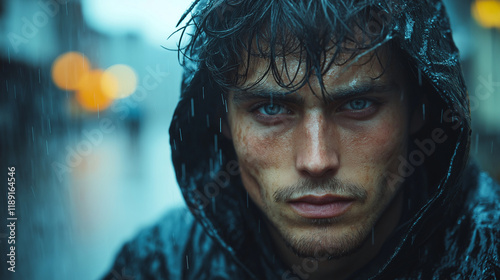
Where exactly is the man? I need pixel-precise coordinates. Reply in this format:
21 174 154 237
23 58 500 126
104 0 500 279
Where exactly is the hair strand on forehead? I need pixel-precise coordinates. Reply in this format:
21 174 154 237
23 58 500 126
176 0 398 98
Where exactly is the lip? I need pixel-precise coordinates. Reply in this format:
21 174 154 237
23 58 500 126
288 195 354 219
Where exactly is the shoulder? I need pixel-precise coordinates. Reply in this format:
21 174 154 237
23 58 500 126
437 171 500 278
101 206 246 280
101 206 199 280
465 171 500 230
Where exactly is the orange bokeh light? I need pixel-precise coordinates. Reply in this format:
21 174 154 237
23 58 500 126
51 52 91 90
472 0 500 28
75 70 117 112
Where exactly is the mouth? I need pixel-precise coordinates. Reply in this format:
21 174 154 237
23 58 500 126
287 195 354 219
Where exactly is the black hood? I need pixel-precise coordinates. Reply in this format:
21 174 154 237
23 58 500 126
168 0 471 278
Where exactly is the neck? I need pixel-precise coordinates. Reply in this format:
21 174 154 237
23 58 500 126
270 190 404 280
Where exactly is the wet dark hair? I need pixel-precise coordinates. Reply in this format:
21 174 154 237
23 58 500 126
176 0 402 95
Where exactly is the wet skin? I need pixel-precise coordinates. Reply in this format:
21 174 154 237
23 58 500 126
225 51 415 279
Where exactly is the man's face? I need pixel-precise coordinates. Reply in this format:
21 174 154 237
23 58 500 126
226 50 411 259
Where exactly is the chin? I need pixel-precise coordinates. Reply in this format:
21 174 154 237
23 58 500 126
279 223 371 260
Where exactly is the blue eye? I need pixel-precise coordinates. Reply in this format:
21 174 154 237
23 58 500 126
257 104 287 115
344 99 373 110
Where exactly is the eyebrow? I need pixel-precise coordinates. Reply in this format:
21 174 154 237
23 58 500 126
231 82 398 105
231 88 303 105
325 83 397 102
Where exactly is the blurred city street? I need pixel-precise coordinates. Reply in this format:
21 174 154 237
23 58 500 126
1 0 499 279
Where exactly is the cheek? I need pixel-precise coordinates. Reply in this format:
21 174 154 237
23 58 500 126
231 117 292 171
369 122 406 162
229 115 294 200
341 114 407 186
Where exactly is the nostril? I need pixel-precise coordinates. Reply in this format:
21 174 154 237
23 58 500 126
296 150 340 178
299 160 338 178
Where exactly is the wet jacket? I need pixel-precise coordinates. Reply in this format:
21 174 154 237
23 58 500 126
103 0 500 279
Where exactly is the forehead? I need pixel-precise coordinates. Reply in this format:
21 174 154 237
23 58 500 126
237 46 406 93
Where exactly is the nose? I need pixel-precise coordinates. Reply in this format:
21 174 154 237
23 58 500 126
295 111 339 178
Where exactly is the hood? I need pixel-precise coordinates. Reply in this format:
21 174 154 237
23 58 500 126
168 0 471 278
